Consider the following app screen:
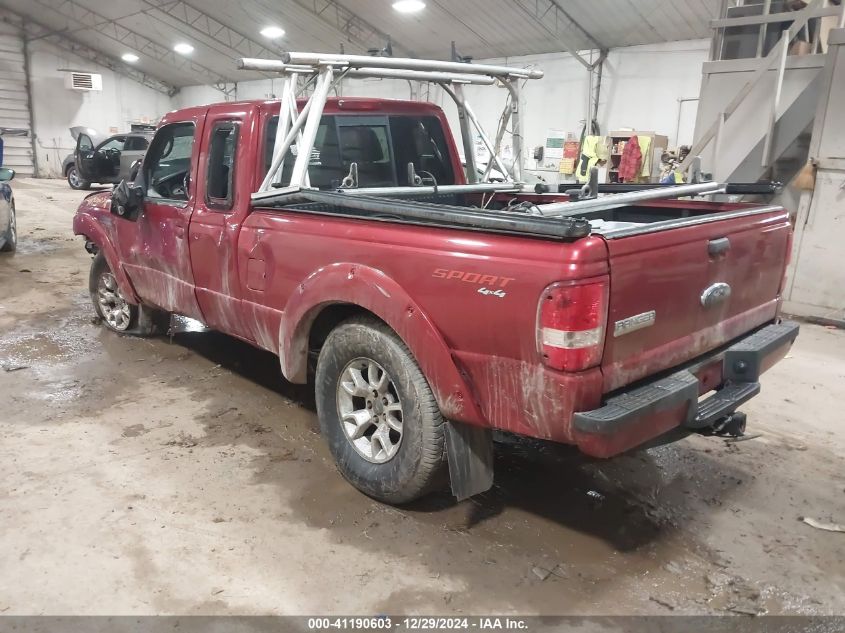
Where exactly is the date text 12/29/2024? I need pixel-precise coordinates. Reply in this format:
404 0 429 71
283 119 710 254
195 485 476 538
308 617 529 630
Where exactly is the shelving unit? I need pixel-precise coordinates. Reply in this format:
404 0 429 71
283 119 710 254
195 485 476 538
607 131 668 183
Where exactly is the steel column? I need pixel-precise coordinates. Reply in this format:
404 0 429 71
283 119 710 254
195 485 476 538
451 84 478 184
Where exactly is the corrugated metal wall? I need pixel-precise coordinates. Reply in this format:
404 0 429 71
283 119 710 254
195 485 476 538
0 21 33 177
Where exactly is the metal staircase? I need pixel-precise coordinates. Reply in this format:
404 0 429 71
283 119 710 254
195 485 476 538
684 0 845 188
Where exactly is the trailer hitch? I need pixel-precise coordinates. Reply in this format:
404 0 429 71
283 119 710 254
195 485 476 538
696 411 747 438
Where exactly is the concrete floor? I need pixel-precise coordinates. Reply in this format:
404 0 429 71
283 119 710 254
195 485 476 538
1 178 844 616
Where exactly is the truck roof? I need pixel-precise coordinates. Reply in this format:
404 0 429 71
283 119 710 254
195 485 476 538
163 97 446 124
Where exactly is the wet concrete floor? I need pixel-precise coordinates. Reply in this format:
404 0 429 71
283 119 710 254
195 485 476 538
1 179 843 615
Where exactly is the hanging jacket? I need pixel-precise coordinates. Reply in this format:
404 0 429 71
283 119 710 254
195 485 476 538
576 136 607 183
637 135 652 178
618 135 642 182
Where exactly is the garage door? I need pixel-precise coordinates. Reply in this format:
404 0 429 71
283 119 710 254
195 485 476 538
0 22 33 177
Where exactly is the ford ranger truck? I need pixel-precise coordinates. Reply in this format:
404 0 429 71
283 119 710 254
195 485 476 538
73 97 798 504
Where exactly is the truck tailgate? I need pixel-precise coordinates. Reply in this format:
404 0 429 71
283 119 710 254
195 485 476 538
601 207 792 393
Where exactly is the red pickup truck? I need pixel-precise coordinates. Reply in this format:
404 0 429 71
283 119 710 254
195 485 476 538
73 96 798 504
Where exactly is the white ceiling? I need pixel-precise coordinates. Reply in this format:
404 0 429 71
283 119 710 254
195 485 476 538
0 0 718 89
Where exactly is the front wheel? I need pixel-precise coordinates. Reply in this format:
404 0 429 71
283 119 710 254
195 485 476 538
89 252 136 332
67 165 90 190
315 317 447 504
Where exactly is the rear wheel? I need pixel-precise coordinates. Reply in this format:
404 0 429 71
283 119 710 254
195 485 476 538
0 203 15 253
67 165 90 190
315 317 447 504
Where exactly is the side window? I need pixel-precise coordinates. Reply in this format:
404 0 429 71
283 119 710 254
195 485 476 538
206 121 239 209
144 122 195 201
125 136 149 151
78 135 93 151
98 136 125 152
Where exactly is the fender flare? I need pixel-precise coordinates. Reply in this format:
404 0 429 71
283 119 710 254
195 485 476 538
279 263 486 426
72 212 140 303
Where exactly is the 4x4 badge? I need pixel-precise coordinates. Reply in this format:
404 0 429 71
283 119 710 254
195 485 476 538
478 287 506 298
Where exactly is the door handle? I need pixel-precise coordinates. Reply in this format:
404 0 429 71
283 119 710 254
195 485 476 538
708 237 730 258
175 224 185 239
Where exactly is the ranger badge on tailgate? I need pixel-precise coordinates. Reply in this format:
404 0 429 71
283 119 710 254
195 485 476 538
613 310 656 337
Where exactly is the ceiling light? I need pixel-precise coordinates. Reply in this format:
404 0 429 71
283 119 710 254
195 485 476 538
393 0 425 12
121 52 139 63
260 25 285 39
173 43 194 55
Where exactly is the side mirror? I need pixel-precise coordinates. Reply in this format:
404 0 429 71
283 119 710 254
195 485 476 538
111 179 144 221
0 167 15 182
128 158 142 183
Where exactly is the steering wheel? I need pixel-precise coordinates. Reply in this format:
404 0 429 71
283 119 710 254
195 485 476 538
153 170 189 199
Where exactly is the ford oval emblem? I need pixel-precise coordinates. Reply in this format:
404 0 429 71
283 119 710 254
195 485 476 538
701 282 731 308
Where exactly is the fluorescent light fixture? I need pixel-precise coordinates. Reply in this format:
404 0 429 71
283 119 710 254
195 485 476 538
393 0 425 12
121 52 139 63
173 42 194 55
260 25 285 39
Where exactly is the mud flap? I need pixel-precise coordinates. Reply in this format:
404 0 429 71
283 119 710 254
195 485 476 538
445 420 494 501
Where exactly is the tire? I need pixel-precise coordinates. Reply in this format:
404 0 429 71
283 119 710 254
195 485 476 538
67 165 90 190
315 317 447 504
88 251 159 336
0 202 15 253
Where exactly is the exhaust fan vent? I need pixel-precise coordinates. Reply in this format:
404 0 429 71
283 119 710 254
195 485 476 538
65 72 103 91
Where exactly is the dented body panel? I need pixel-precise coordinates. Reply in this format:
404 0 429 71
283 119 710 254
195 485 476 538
72 97 796 458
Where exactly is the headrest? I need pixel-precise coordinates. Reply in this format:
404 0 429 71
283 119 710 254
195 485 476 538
340 126 384 163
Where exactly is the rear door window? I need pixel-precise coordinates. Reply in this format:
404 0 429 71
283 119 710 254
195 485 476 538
125 136 149 151
206 121 239 209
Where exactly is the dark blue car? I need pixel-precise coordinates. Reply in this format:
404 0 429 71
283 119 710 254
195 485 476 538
0 167 16 253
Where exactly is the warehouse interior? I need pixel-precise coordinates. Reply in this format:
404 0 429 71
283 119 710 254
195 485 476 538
0 0 843 623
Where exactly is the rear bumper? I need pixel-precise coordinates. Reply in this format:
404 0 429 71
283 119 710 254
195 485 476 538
572 320 799 458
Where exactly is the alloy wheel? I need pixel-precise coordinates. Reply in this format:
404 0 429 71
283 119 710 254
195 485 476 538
97 272 131 331
336 358 404 463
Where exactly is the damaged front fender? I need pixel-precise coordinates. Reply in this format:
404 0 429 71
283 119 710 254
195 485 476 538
73 210 140 304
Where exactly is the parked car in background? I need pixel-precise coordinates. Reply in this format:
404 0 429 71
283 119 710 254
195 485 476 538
0 167 16 253
63 127 152 190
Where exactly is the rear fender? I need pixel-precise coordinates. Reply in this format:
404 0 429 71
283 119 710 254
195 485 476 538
280 263 485 426
72 212 140 303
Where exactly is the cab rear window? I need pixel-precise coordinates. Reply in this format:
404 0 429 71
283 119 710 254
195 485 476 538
264 114 454 189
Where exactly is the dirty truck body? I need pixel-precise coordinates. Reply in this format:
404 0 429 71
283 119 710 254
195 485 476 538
73 97 798 503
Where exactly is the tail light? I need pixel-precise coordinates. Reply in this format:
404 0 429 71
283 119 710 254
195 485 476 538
537 279 609 372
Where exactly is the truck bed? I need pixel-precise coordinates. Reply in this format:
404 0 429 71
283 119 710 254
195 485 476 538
257 188 780 242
